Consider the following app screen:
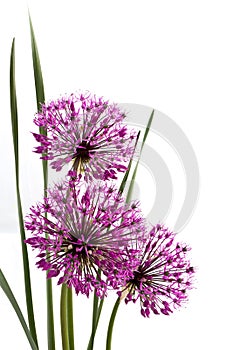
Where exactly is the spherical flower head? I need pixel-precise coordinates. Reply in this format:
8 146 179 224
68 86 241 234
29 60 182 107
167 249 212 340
119 224 195 317
33 92 137 182
25 176 145 297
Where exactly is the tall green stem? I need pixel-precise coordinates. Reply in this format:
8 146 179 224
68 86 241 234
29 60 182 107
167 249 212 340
106 298 121 350
60 284 70 350
87 297 104 350
46 280 55 349
67 287 74 350
87 269 104 350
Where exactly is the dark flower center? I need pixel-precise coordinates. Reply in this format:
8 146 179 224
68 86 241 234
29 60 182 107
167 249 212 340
72 140 96 172
74 141 92 161
133 270 144 280
128 270 146 289
63 240 95 263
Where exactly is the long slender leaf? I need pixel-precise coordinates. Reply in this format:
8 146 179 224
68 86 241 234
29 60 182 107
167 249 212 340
29 15 45 112
29 13 47 186
10 38 38 347
0 269 38 350
118 130 141 195
141 109 154 150
126 109 155 203
29 14 55 350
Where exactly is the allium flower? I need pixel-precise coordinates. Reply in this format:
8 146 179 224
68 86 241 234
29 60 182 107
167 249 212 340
25 177 145 297
120 224 195 317
33 92 136 181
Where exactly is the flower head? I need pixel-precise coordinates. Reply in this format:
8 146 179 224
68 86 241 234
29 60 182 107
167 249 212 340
120 224 195 317
33 92 136 181
25 177 145 297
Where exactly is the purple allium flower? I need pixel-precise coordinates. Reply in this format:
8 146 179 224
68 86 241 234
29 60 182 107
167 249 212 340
33 92 136 181
25 177 145 297
119 224 195 317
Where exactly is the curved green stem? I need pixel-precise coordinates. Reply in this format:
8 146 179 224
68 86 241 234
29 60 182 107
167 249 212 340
60 284 70 350
67 287 74 350
106 297 121 350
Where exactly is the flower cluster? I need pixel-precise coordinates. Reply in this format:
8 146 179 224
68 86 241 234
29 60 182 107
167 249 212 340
33 92 136 181
26 91 195 318
25 176 145 297
120 224 194 317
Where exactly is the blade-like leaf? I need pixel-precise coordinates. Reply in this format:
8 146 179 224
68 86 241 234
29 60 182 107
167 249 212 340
29 13 47 187
126 109 155 203
29 15 45 113
29 14 55 350
10 38 38 347
141 109 154 150
10 39 18 172
118 130 141 195
0 269 38 350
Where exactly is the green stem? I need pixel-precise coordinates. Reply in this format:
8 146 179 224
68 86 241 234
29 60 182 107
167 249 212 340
47 279 55 350
106 297 121 350
87 297 104 350
95 298 104 330
60 284 70 350
44 150 55 350
92 289 99 330
67 287 74 350
87 269 103 350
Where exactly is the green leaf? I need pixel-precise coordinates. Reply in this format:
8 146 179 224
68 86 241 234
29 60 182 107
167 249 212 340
118 131 141 195
141 108 154 150
10 39 19 173
29 14 45 113
29 13 47 187
10 38 39 348
126 109 155 203
0 269 38 350
29 14 55 350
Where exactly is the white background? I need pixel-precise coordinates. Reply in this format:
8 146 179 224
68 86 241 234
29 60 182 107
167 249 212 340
0 0 247 349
